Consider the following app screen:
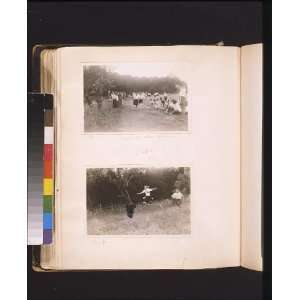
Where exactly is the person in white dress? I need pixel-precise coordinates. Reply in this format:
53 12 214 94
171 188 184 206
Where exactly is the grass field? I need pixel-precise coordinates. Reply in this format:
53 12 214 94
84 98 188 132
87 196 190 235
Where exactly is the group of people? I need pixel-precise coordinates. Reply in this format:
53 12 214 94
108 90 188 115
110 91 126 108
151 92 184 114
132 92 146 107
136 185 184 207
145 91 188 114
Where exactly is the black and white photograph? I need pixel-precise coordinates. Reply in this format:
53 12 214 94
84 63 189 132
86 167 191 235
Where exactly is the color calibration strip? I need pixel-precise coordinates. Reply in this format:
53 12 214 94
43 109 54 244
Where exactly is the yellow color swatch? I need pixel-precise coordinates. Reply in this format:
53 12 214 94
43 178 53 195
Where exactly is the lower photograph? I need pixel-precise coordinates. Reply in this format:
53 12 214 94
86 167 191 235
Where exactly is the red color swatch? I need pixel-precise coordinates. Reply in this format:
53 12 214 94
44 144 53 161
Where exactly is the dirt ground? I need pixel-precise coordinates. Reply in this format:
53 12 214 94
87 197 191 235
84 97 188 132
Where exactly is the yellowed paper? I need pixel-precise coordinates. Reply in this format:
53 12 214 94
41 45 241 270
240 44 263 271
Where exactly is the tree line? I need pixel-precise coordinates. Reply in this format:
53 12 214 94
86 167 190 212
84 65 187 104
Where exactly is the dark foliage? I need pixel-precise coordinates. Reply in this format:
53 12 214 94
84 65 187 104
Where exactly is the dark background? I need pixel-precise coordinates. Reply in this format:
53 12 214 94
28 1 271 299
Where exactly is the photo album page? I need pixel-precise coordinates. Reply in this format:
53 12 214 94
42 46 243 270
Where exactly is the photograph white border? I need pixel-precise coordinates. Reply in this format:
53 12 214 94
81 61 193 135
84 163 193 239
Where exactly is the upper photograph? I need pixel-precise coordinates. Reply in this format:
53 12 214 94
83 63 189 132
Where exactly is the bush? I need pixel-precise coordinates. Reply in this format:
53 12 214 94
84 65 187 104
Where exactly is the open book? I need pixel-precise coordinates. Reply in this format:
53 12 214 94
39 44 262 271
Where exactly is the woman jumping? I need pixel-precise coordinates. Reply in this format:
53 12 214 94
137 185 157 204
